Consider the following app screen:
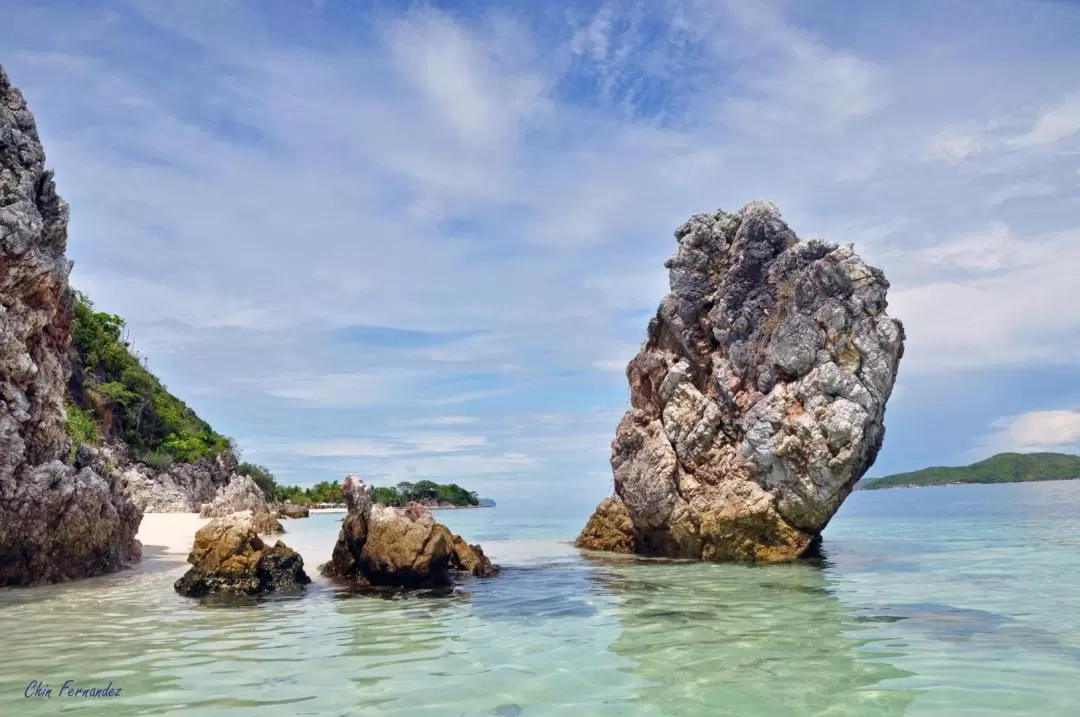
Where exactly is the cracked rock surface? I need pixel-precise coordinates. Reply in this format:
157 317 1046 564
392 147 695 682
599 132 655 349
0 66 141 586
322 475 498 588
577 201 904 562
174 514 309 597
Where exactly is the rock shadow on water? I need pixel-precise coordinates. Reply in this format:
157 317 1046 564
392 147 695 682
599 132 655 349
585 554 920 716
875 602 1009 640
329 584 460 602
442 563 601 624
812 540 925 575
189 590 311 609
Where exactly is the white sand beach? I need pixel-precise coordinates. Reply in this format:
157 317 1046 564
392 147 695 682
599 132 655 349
309 507 347 514
136 512 209 561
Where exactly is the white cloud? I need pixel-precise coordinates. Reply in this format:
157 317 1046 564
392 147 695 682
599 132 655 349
397 415 480 426
290 433 488 457
289 440 408 459
885 225 1080 372
4 0 1080 488
259 371 418 406
926 129 988 165
1010 91 1080 148
977 410 1080 454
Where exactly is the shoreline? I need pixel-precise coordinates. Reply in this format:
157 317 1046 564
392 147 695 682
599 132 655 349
858 476 1080 491
136 512 209 562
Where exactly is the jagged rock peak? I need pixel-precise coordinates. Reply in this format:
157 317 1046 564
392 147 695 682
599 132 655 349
0 65 141 586
576 201 905 562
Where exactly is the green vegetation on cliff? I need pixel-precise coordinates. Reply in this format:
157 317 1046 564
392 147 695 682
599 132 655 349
65 292 230 465
238 463 479 507
860 452 1080 490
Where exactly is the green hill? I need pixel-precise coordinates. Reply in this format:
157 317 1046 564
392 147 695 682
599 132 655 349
859 452 1080 490
64 291 231 467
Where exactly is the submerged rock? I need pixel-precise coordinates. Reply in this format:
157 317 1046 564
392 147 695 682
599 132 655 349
0 66 142 586
322 476 498 589
174 515 309 597
578 202 904 562
199 474 267 518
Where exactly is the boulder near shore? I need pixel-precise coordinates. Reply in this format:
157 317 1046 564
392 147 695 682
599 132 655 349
322 475 497 589
174 514 309 597
0 66 141 586
577 201 905 562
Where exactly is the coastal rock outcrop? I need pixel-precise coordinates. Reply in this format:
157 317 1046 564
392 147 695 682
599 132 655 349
174 514 310 597
577 201 904 562
575 496 634 554
0 66 142 586
199 474 267 518
449 534 498 577
274 503 310 519
322 476 499 588
111 441 239 512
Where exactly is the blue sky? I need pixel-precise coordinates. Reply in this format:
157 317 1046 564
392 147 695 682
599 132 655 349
3 0 1080 513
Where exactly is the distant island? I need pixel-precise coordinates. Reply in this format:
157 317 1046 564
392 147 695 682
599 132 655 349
858 452 1080 490
239 465 486 508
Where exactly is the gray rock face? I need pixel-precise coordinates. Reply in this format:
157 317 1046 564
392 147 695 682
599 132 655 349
578 201 904 562
107 440 239 512
199 474 267 518
0 66 142 585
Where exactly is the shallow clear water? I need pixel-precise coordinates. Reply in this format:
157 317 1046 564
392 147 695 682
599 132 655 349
2 481 1079 716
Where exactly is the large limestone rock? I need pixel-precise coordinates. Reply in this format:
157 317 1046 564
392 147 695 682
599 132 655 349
0 66 142 586
199 474 267 518
174 515 309 597
322 475 498 588
577 201 904 562
115 442 239 513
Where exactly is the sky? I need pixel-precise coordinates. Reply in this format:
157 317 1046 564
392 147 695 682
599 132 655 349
2 0 1079 513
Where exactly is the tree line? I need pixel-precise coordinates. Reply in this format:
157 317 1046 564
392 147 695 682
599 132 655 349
236 463 479 507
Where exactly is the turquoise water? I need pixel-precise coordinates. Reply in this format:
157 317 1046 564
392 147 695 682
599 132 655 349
2 481 1079 716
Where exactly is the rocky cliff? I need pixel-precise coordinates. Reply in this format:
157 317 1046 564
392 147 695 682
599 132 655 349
67 291 258 513
577 201 904 562
0 66 141 585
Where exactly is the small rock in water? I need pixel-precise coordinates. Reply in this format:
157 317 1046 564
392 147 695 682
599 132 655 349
320 476 499 590
494 705 523 717
174 514 311 597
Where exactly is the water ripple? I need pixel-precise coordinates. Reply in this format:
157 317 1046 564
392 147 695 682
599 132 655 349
2 486 1080 715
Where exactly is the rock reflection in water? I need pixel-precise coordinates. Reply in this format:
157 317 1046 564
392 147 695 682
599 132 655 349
583 552 918 717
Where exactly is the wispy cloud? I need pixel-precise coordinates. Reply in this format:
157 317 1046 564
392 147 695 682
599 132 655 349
1010 91 1080 148
975 410 1080 455
3 0 1080 491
